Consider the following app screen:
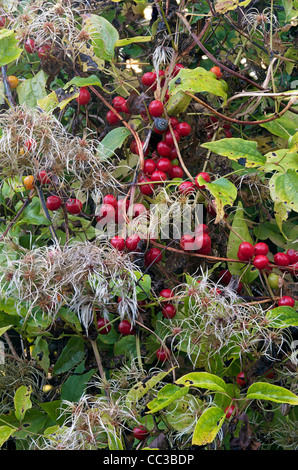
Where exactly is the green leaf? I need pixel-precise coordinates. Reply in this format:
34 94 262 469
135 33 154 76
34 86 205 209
168 67 227 102
265 306 298 328
31 337 50 373
64 74 102 89
246 382 298 405
125 368 174 407
201 138 266 167
52 336 85 375
0 29 22 67
192 406 225 446
14 385 32 421
37 87 79 113
133 271 151 300
200 176 237 223
16 197 51 226
260 108 298 139
263 149 298 173
165 90 192 117
16 70 48 108
0 325 12 336
215 0 253 13
115 36 152 47
114 335 137 356
226 201 258 284
175 372 227 393
100 127 131 158
269 169 298 213
61 361 95 402
84 14 119 62
0 426 16 448
146 384 190 413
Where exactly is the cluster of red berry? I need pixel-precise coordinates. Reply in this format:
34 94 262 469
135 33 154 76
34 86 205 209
179 223 211 255
237 241 297 307
24 38 52 59
159 288 176 319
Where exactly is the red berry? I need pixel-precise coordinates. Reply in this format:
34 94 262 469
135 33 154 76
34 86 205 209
118 319 136 335
278 296 295 307
218 269 232 285
37 44 51 59
151 170 167 184
97 317 111 335
210 66 222 79
106 109 120 125
206 202 216 217
195 232 211 252
274 252 290 267
121 100 130 114
253 255 269 270
76 87 91 106
169 147 178 160
172 63 184 77
164 129 180 147
254 242 269 256
126 234 141 252
130 140 138 154
144 159 156 175
96 203 115 224
162 303 176 319
159 288 173 299
148 100 164 117
178 181 196 195
110 236 126 251
103 194 117 208
194 224 209 235
225 130 232 138
134 141 149 157
170 117 179 128
133 426 149 441
236 372 246 387
180 234 196 251
195 172 210 189
0 17 6 28
286 249 298 265
24 38 36 53
65 198 83 215
129 203 147 218
224 404 236 419
141 72 156 87
238 242 254 260
156 157 172 173
156 141 172 158
175 122 191 137
112 96 126 111
139 175 154 196
145 247 162 266
169 165 183 179
46 195 61 211
24 138 36 152
37 170 51 185
156 347 170 361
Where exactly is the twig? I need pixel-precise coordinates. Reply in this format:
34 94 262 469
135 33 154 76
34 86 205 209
176 12 265 91
1 65 16 106
185 92 296 126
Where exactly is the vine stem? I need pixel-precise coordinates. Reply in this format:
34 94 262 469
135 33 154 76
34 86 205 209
1 65 16 106
89 85 145 171
176 12 265 91
184 92 296 126
0 192 33 242
89 338 110 399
